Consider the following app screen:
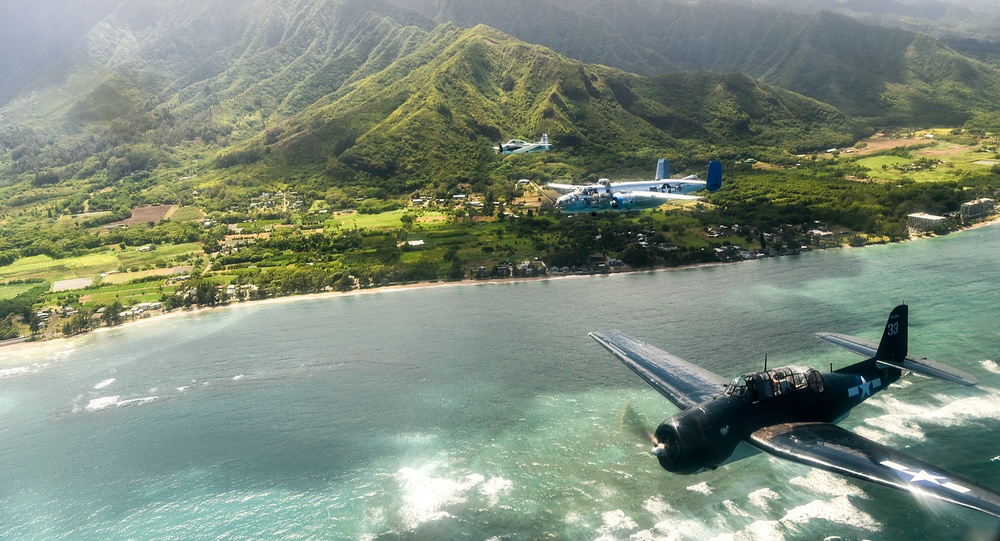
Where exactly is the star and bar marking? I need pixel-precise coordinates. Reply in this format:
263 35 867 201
848 374 881 398
880 460 971 494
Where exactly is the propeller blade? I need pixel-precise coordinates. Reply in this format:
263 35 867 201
619 402 657 445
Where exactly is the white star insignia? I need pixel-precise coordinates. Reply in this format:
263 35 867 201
880 460 972 494
906 469 948 484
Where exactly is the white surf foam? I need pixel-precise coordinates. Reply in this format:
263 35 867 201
479 476 512 507
83 395 158 412
981 360 999 374
642 495 674 518
686 481 713 495
94 378 116 389
722 499 752 518
631 516 720 541
789 469 867 499
395 465 482 530
729 519 785 541
919 393 1000 425
0 366 37 378
859 415 925 443
747 488 781 512
779 495 881 533
594 509 638 540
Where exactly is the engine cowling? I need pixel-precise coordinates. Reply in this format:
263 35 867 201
651 402 745 474
610 194 634 209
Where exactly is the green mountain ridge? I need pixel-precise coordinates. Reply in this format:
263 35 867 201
394 0 1000 123
237 24 861 198
1 4 862 210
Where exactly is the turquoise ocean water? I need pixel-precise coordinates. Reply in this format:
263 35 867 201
1 224 999 540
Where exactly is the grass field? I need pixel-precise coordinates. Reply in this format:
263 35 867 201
853 140 998 183
0 244 203 284
855 155 912 171
0 283 38 300
78 282 177 308
325 209 451 230
2 253 120 282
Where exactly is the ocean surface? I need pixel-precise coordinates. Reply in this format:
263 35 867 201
2 224 999 541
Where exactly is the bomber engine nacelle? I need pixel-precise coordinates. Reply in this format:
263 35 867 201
610 193 634 210
651 400 745 474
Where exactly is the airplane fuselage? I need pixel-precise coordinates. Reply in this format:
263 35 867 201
555 180 706 213
654 360 903 474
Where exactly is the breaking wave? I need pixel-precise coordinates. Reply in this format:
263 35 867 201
78 395 159 413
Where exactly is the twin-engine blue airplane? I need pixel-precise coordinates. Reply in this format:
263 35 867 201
549 159 722 212
591 305 1000 518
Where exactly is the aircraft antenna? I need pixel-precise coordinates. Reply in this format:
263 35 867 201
763 353 768 372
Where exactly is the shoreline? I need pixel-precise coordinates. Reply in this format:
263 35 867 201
4 215 998 362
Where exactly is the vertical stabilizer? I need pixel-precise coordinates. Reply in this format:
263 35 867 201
656 159 670 181
541 133 549 146
874 304 907 363
706 161 722 192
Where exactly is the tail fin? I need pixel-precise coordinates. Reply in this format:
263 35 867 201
874 304 907 363
655 159 670 181
541 133 549 145
706 161 722 192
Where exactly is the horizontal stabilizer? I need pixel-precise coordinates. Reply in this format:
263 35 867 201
816 332 978 386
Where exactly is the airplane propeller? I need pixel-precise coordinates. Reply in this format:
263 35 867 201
619 402 660 449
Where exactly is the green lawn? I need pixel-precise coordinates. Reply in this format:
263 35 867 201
0 283 38 300
325 209 451 230
2 253 120 282
1 243 203 283
80 282 176 307
855 155 911 171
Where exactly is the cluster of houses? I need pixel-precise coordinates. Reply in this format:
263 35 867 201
248 191 304 212
472 259 548 279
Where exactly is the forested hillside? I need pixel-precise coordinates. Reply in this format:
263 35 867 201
0 2 862 216
2 0 1000 339
394 0 1000 124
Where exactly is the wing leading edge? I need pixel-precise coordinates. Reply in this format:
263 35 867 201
589 330 729 409
750 422 1000 518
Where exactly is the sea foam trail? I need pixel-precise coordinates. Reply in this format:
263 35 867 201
81 395 159 412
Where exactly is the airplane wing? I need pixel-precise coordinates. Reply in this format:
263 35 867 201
749 422 1000 518
590 330 729 409
627 191 702 201
546 183 583 192
816 332 978 386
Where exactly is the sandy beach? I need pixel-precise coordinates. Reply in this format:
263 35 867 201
3 214 997 364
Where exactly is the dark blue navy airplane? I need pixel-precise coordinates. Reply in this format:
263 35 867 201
591 305 1000 518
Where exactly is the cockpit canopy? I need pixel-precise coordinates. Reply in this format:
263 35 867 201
724 365 825 403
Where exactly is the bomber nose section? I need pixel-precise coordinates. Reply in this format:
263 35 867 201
555 193 575 209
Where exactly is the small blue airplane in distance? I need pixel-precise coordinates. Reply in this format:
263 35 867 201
548 159 722 213
494 134 550 155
